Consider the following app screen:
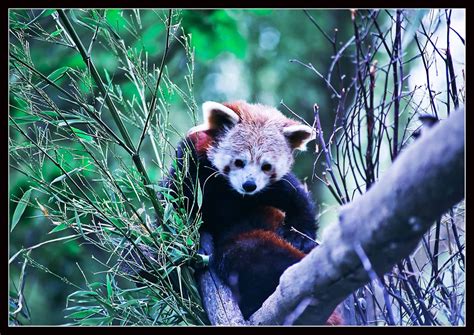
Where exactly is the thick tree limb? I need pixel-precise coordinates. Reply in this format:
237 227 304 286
249 107 464 325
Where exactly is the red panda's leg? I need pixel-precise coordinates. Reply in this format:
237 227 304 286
213 230 305 319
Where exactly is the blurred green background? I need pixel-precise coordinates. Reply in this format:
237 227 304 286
9 9 465 325
10 10 353 324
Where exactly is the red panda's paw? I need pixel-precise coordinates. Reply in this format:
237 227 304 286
277 228 318 254
325 310 344 325
287 233 318 254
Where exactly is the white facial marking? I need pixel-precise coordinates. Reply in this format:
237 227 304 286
228 162 266 195
211 151 233 171
204 104 302 196
210 148 292 196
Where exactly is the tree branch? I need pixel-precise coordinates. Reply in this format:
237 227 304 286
248 107 464 325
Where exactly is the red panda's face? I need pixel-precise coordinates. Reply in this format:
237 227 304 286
188 101 316 196
208 123 293 195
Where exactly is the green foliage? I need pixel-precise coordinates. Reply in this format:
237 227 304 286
11 189 32 232
9 9 206 325
181 10 247 61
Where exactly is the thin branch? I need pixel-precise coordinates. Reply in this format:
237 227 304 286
290 59 341 99
354 243 395 325
302 10 334 44
365 62 376 189
414 34 438 118
445 9 459 110
57 10 135 152
391 10 402 159
137 9 173 152
313 104 345 204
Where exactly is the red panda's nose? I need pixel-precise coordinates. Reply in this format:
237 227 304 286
242 180 257 192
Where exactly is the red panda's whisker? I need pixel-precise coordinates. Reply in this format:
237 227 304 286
280 177 298 192
201 170 221 193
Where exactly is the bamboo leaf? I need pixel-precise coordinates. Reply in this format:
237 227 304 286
49 222 69 234
70 127 93 142
196 182 203 209
74 209 85 238
67 309 100 319
11 189 32 232
50 167 83 185
106 274 113 301
46 66 69 83
77 316 113 325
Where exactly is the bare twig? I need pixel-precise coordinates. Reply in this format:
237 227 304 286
414 34 439 118
391 10 402 159
313 104 345 204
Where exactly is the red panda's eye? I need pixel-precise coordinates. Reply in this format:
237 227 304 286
262 163 272 172
235 159 245 168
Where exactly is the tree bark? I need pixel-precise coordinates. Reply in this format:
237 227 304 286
248 107 464 325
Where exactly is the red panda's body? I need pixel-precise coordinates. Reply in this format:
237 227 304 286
164 101 341 324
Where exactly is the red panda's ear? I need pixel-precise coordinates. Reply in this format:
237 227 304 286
188 101 240 136
283 124 316 151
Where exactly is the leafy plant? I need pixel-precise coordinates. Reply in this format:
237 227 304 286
9 9 208 325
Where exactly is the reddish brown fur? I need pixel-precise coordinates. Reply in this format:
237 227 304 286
326 310 344 325
232 229 306 260
223 101 299 128
188 131 213 156
261 207 286 231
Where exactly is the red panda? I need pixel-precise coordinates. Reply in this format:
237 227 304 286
164 100 342 324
